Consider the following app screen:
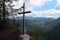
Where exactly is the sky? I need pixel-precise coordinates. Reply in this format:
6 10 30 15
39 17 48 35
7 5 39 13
7 0 60 19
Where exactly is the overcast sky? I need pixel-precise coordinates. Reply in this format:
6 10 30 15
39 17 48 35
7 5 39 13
9 0 60 18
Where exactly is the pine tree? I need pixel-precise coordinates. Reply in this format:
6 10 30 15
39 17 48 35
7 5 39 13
0 0 23 40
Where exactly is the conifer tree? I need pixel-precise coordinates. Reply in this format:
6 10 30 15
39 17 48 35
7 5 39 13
0 0 23 40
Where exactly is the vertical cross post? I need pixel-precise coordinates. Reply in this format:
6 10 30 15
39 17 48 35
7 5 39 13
23 3 25 35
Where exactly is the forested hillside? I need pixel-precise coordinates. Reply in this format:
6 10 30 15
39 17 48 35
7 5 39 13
43 17 60 40
17 17 55 30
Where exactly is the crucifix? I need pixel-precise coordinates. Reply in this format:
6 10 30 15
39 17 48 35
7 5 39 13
18 3 31 35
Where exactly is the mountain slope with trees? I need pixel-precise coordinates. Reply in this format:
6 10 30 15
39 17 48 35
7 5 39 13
17 17 55 30
43 17 60 40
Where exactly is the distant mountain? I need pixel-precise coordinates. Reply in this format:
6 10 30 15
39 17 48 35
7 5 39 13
17 16 55 30
43 17 60 32
43 17 60 40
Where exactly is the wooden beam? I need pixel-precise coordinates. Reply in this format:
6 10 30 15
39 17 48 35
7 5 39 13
18 11 31 14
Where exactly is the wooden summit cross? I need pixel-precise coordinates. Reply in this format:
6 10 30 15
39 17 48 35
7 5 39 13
18 3 31 35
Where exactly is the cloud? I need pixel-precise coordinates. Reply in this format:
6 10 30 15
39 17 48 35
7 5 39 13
6 0 60 18
57 0 60 4
11 0 53 9
11 0 23 9
25 9 60 18
54 0 60 9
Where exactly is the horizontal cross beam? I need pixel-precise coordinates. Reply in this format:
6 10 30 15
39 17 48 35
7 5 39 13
18 11 31 14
